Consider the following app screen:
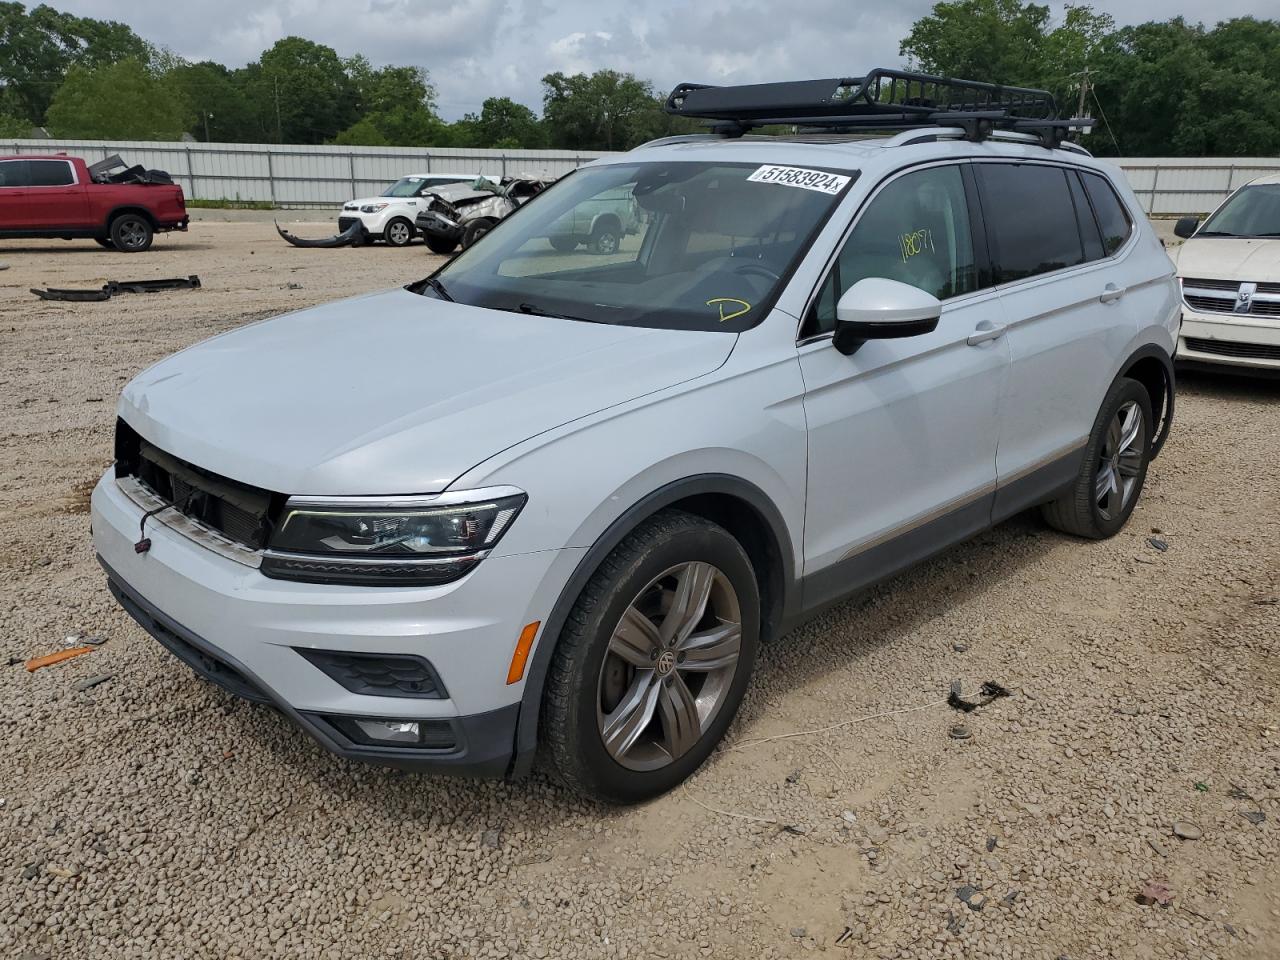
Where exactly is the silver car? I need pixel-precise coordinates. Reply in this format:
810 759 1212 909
92 72 1179 802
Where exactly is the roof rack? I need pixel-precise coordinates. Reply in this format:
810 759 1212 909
664 68 1093 149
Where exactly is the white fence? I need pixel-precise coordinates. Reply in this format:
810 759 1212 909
1 139 610 207
4 138 1277 214
1113 157 1280 217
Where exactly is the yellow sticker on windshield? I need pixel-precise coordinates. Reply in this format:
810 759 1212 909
707 297 751 323
900 228 935 262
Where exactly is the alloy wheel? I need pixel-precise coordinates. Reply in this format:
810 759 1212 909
118 219 147 249
1095 399 1145 521
387 221 411 245
596 561 742 771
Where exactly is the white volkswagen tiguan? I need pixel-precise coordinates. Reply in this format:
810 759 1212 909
92 73 1179 802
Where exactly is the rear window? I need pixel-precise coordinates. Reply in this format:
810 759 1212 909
27 160 74 186
1081 172 1132 255
976 163 1086 283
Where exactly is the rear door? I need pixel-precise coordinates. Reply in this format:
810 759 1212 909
973 161 1140 519
797 161 1011 608
0 159 30 230
25 159 90 228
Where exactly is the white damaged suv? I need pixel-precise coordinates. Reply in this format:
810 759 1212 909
338 172 477 246
93 73 1179 802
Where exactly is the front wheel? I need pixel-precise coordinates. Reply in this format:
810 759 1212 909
424 233 457 255
383 217 414 247
1042 376 1153 539
541 510 760 803
110 214 153 252
461 219 494 249
589 221 620 255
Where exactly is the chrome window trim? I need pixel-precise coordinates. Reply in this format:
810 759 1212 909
284 485 525 511
262 549 491 567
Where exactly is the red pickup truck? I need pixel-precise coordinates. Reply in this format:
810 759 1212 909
0 154 188 252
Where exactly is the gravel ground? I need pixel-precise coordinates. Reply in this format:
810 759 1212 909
1 222 1278 960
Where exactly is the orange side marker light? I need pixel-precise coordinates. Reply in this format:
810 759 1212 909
506 621 541 685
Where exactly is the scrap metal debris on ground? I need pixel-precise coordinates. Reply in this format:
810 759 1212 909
947 679 1013 712
31 275 201 302
275 220 364 248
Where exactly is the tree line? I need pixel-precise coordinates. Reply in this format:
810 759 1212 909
1 1 1278 156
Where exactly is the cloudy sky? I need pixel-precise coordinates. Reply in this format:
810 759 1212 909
51 0 1263 120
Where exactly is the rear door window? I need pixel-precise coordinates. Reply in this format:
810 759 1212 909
0 160 30 187
1081 172 1132 255
1067 171 1105 262
976 163 1086 283
27 159 75 186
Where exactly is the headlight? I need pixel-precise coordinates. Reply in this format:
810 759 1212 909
360 203 389 213
261 486 526 587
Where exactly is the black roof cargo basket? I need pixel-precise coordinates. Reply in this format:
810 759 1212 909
664 68 1091 148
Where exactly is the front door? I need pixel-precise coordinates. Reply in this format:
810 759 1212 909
797 162 1010 609
0 159 30 229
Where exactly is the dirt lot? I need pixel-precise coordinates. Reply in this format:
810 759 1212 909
1 221 1278 960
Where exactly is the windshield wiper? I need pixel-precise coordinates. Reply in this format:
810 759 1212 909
412 276 454 301
513 301 605 324
1194 231 1240 238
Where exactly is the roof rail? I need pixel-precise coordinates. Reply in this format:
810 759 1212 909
664 68 1093 149
881 125 1094 156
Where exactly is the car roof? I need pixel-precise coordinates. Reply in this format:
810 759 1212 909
1244 172 1280 187
398 172 477 180
0 154 75 161
594 133 1116 181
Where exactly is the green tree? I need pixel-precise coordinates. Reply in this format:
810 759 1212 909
542 70 674 150
249 36 358 143
901 0 1052 83
46 57 186 139
0 110 27 135
0 2 152 124
456 96 547 149
335 57 449 146
165 60 258 142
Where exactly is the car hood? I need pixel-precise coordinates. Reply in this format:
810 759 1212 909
1174 237 1280 280
119 289 736 495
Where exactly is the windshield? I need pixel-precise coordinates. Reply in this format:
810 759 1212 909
422 160 854 332
1200 184 1280 238
382 177 428 198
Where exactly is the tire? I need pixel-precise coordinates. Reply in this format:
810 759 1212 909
424 233 458 255
541 510 760 803
383 217 414 247
461 219 495 249
548 236 579 252
94 237 115 250
589 219 621 255
109 213 153 253
1041 376 1153 539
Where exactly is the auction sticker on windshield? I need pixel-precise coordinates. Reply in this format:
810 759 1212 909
747 165 851 195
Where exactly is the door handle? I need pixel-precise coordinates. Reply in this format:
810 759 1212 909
966 321 1006 346
1099 283 1127 304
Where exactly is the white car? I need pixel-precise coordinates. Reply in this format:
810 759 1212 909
339 173 478 246
1172 173 1280 373
92 71 1179 803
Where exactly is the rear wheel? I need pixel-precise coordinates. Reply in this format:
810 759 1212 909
542 510 759 803
424 233 458 255
1042 376 1152 539
383 217 414 247
110 214 153 253
94 237 115 250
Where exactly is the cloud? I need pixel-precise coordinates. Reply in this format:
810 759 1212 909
46 0 1272 120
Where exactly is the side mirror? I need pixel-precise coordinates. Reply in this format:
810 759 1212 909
833 278 942 356
1173 216 1200 240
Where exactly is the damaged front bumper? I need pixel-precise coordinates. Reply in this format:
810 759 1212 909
275 219 366 248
